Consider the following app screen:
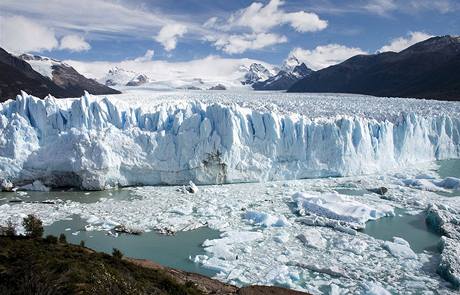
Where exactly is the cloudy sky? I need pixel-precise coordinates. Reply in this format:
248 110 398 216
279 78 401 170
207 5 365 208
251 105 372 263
0 0 459 70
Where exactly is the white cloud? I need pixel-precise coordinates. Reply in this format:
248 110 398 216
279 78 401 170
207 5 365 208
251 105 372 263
378 31 433 52
203 17 218 28
283 11 328 33
364 0 397 15
225 0 327 33
155 24 187 51
408 0 457 13
0 0 208 51
288 44 367 70
364 0 458 15
204 0 326 54
134 49 155 62
0 0 169 37
59 34 91 52
212 33 287 54
0 15 59 53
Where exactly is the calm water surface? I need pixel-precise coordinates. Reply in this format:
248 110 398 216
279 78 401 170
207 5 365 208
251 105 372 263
44 215 220 277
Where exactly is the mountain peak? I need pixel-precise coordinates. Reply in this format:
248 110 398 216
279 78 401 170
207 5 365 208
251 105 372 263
18 53 61 63
292 63 313 78
242 63 274 85
288 35 460 100
400 35 460 55
282 55 301 71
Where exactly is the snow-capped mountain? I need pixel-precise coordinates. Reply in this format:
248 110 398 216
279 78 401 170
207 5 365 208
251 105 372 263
0 48 119 101
102 67 141 87
67 56 278 92
19 54 66 79
282 55 303 72
252 62 313 91
291 63 313 78
126 74 149 86
0 49 67 101
18 53 120 96
241 63 275 85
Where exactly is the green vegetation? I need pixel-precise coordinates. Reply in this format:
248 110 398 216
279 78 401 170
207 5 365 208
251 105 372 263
58 233 67 244
0 220 16 237
22 214 43 238
0 235 202 295
112 248 123 260
44 235 58 244
0 216 202 295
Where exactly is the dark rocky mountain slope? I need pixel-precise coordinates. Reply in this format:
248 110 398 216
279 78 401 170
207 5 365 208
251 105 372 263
0 48 68 102
288 36 460 101
0 48 120 102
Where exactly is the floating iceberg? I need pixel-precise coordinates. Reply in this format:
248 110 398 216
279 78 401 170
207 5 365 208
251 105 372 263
0 92 459 190
400 176 460 192
383 237 417 259
293 191 394 228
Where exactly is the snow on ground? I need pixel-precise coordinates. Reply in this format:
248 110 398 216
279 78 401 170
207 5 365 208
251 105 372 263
0 91 459 190
67 56 275 90
0 163 458 294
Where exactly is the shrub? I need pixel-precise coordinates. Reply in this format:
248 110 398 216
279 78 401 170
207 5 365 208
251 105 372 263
0 219 16 237
44 235 58 244
22 215 43 238
112 248 123 260
59 233 67 244
5 220 16 237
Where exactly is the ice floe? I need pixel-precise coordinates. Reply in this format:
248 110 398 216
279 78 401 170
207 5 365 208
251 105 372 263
293 191 394 229
382 237 417 259
1 168 456 293
243 211 291 227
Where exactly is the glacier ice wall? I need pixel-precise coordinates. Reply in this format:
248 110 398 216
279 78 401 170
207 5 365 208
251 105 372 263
0 92 459 190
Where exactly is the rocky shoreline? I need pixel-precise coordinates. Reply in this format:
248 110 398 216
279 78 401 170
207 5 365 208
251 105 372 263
128 257 308 295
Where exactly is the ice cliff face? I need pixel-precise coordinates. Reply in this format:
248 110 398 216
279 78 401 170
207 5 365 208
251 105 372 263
0 92 459 190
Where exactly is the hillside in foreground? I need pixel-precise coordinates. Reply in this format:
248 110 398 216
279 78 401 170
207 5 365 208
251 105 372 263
0 236 307 295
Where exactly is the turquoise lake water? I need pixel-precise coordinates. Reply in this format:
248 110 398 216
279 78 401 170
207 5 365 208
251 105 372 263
44 215 220 277
1 159 458 277
362 208 441 253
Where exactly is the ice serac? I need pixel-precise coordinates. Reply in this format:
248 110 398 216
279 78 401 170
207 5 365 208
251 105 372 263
0 92 459 190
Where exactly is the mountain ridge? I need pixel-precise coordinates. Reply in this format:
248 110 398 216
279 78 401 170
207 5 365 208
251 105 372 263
288 35 460 101
252 62 313 90
0 48 120 102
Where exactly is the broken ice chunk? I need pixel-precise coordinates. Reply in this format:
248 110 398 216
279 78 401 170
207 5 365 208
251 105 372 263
383 237 417 259
242 210 291 227
293 191 393 229
297 229 327 249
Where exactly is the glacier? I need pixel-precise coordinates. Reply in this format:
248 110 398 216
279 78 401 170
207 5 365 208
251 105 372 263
0 91 459 190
